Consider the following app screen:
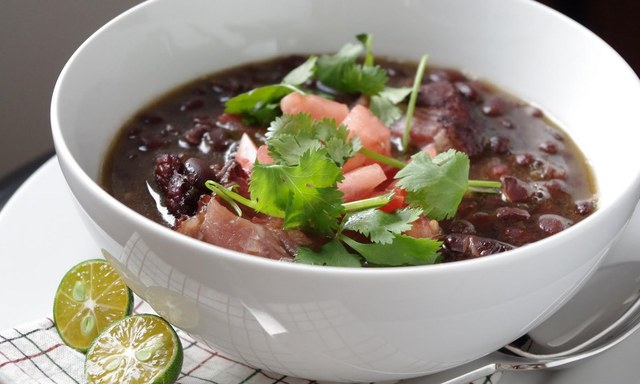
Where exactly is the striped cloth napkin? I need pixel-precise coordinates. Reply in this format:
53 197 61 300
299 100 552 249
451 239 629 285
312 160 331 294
0 299 317 384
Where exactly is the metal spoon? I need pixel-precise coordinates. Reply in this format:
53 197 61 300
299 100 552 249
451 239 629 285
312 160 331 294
429 290 640 384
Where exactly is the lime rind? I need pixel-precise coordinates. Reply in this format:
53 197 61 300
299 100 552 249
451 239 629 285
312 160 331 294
85 314 183 384
53 259 133 353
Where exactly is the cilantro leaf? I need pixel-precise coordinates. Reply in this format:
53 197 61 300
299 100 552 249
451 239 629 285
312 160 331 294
315 40 387 96
370 95 402 126
249 148 345 234
296 239 362 267
224 57 316 125
224 84 299 125
395 149 470 220
341 235 442 266
282 56 317 86
341 64 388 95
370 86 412 125
316 41 363 79
267 113 360 166
342 207 422 244
380 86 413 104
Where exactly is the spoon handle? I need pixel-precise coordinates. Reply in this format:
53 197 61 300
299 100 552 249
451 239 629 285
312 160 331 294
437 363 498 384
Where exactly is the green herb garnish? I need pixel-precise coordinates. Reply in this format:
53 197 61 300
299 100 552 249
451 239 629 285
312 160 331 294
266 113 361 167
395 149 469 220
224 34 410 124
402 54 429 151
296 208 443 267
342 207 422 244
207 34 504 268
250 148 345 234
224 56 317 125
224 83 300 126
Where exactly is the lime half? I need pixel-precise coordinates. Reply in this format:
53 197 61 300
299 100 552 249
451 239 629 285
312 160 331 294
53 259 133 352
85 314 183 384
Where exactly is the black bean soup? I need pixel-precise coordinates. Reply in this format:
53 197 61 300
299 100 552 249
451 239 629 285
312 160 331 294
101 55 596 263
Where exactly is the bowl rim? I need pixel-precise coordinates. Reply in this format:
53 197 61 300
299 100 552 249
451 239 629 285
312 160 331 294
50 0 640 277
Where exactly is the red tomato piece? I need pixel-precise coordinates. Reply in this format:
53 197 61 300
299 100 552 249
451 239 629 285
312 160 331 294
379 187 407 213
341 105 392 172
256 144 274 165
338 163 388 202
280 92 349 122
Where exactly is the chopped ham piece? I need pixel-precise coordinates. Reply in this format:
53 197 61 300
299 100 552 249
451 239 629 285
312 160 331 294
176 197 312 261
235 133 258 175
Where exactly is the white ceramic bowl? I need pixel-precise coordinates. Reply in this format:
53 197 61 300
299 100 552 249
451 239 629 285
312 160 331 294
51 0 640 381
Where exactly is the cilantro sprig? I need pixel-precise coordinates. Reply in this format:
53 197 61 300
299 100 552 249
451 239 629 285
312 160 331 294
224 56 316 125
250 148 345 235
206 34 505 268
266 113 361 167
315 37 388 96
296 207 443 267
224 34 411 125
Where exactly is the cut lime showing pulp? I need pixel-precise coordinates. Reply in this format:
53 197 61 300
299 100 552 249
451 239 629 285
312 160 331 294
53 259 133 352
85 314 183 384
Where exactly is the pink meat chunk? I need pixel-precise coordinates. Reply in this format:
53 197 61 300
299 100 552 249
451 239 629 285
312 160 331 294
176 197 311 261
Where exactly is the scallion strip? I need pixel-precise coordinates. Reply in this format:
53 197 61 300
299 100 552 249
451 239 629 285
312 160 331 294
403 54 429 151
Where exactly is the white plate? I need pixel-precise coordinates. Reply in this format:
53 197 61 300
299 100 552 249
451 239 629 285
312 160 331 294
1 157 639 383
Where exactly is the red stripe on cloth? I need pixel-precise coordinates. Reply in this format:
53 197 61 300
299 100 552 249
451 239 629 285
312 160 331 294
0 343 64 369
179 350 218 379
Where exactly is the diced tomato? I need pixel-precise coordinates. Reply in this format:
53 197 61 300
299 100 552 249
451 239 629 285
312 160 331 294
338 163 388 202
280 92 349 122
256 144 274 165
235 133 258 175
341 105 392 172
422 143 438 159
379 187 407 213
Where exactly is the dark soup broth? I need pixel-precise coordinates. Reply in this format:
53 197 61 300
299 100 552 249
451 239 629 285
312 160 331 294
102 53 596 267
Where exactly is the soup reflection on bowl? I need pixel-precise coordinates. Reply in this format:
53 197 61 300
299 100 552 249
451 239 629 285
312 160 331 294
51 0 640 381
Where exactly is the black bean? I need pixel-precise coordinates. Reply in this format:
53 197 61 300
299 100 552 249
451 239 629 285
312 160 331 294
500 118 515 129
428 69 466 83
204 128 230 151
139 134 166 151
501 176 534 203
184 157 217 186
525 105 544 117
454 81 479 101
489 136 510 154
482 97 508 117
449 220 476 234
575 199 596 215
179 97 204 112
538 214 573 235
467 212 493 232
539 141 558 154
443 233 515 257
456 201 479 216
182 126 208 146
496 207 530 221
515 153 535 166
139 114 164 125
